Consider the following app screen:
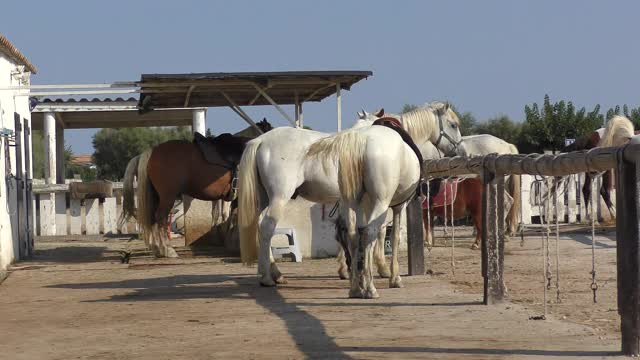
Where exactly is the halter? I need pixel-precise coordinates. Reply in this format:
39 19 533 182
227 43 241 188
433 111 461 155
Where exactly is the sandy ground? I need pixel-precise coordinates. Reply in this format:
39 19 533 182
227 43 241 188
0 231 625 360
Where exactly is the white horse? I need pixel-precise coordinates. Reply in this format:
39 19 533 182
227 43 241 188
238 102 462 290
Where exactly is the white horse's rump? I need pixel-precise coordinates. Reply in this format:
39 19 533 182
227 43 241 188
311 125 422 298
238 102 462 289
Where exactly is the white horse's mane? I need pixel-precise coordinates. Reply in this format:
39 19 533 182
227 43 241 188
400 101 460 142
599 115 634 147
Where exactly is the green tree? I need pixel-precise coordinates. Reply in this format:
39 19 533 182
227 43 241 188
521 95 603 152
401 103 419 114
92 126 192 181
474 115 521 144
607 104 640 129
31 130 73 179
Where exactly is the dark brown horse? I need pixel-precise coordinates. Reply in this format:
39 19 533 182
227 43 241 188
121 120 273 257
563 126 639 221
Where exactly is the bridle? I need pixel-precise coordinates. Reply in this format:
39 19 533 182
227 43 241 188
433 111 461 155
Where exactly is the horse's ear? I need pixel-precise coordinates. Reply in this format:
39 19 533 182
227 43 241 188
374 108 385 117
444 102 450 111
357 111 364 119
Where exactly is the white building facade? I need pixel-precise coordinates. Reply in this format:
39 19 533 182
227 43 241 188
0 35 36 270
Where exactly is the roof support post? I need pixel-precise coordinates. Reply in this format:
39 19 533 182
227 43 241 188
294 92 302 128
192 109 206 136
220 91 263 134
336 82 342 131
42 112 57 236
251 83 296 127
55 123 65 184
43 112 56 185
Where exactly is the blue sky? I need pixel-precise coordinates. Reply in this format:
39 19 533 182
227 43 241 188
4 0 640 154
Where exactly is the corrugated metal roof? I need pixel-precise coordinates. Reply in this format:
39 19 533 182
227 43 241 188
0 34 37 73
138 70 372 111
39 97 138 104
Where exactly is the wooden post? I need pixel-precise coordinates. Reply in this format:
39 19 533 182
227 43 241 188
616 147 640 356
482 155 506 304
406 195 425 276
336 82 342 131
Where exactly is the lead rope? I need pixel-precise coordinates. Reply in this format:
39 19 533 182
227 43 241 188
520 173 526 247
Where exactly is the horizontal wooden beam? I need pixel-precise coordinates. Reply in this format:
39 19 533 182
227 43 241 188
423 145 640 178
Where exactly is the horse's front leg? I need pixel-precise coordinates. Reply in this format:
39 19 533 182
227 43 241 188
389 204 406 288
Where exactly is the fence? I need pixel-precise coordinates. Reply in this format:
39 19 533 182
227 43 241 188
407 144 640 356
32 181 184 237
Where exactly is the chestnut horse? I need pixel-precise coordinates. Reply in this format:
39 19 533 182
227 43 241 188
422 176 516 249
121 120 273 257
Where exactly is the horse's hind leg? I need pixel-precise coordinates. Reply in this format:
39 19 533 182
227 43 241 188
600 172 616 219
153 194 179 258
335 212 351 280
389 203 405 288
374 221 391 279
258 197 288 286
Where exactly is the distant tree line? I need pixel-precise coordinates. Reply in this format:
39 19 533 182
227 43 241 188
402 95 640 153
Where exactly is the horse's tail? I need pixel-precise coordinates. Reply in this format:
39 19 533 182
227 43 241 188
600 115 635 147
307 131 368 202
135 150 157 247
238 139 263 265
505 143 520 235
118 154 141 229
506 173 521 236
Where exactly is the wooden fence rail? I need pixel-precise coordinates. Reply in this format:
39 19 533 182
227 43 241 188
406 144 640 356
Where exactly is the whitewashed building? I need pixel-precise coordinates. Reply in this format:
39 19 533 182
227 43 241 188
0 34 36 270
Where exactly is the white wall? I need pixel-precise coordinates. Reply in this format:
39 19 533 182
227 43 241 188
0 53 31 270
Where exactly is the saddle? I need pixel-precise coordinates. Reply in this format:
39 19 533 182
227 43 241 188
69 180 113 200
372 117 424 166
422 178 460 209
194 132 227 166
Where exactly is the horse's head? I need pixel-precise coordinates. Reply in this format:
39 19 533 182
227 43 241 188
428 101 462 156
257 118 274 133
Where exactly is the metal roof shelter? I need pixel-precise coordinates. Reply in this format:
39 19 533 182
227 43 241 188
4 70 372 185
137 71 372 130
30 97 199 130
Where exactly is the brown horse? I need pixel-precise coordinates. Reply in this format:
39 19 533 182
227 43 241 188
563 118 637 221
120 120 273 257
422 176 518 249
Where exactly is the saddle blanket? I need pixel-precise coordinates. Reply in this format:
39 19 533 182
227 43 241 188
423 179 460 209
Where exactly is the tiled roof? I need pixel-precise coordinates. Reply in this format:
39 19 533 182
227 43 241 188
0 34 37 73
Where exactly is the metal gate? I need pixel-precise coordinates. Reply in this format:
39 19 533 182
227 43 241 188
13 113 27 258
23 117 33 256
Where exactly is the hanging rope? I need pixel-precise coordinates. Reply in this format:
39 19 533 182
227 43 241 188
553 177 562 303
534 176 548 318
426 178 433 275
449 176 456 276
545 177 553 292
590 173 600 303
520 174 526 247
443 178 448 237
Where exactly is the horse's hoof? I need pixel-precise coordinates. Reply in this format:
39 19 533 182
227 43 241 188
274 276 288 284
166 248 179 258
470 243 480 250
338 269 349 280
389 277 403 289
259 277 276 287
378 268 391 279
363 288 380 299
349 288 364 298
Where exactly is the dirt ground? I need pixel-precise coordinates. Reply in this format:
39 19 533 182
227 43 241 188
0 229 625 360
